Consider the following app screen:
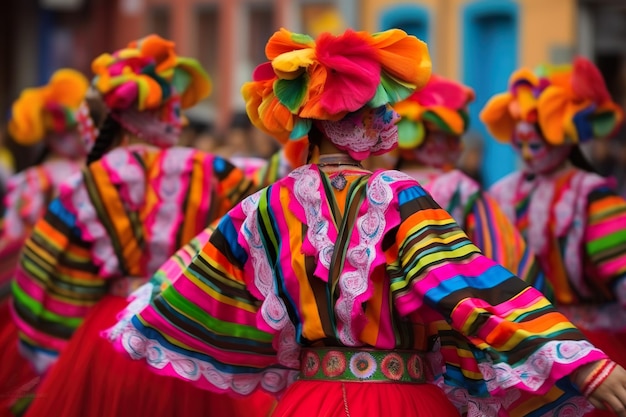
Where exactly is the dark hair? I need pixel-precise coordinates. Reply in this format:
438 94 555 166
569 145 599 174
306 123 324 163
87 114 122 165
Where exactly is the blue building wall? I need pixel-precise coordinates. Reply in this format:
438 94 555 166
380 5 430 45
462 0 519 188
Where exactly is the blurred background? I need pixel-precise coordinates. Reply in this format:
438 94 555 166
1 0 626 192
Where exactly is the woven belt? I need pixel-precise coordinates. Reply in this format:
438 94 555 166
299 347 426 383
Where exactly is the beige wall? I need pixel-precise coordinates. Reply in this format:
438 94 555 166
360 0 577 81
520 0 577 68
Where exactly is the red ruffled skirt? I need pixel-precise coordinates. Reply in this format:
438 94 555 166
270 380 460 417
0 298 40 417
23 295 277 417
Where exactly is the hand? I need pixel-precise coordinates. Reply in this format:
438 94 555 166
573 361 626 416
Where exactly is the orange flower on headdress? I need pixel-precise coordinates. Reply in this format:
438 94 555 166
9 69 89 145
480 57 623 145
242 28 432 145
394 74 475 149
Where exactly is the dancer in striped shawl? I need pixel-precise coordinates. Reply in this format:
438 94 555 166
11 34 275 417
109 29 626 417
0 68 96 416
481 59 626 405
392 74 550 298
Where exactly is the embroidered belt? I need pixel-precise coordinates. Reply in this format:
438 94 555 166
299 347 426 383
109 276 146 297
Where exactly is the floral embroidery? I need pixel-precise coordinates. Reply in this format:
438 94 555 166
407 354 424 380
349 352 377 379
381 352 404 380
322 351 347 377
302 350 320 377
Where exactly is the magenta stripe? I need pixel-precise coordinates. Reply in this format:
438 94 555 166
453 286 545 319
139 307 276 367
173 277 259 327
587 214 626 238
10 303 68 351
14 271 92 317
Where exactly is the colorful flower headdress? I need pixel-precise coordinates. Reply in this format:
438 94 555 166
394 74 475 149
92 34 211 114
480 57 624 146
8 69 90 146
242 28 432 159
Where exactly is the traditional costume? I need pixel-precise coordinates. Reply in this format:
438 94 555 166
12 35 274 417
107 29 620 417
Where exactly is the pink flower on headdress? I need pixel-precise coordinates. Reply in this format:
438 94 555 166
394 74 474 150
315 30 380 116
242 28 432 155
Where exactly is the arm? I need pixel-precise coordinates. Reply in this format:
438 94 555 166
584 188 626 300
387 183 609 415
11 196 107 374
110 189 296 397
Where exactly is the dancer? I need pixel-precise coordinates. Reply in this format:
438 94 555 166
109 29 626 417
12 34 274 417
481 58 626 377
393 73 549 296
0 69 95 416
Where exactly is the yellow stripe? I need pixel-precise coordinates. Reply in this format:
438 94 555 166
90 162 143 276
182 152 205 245
184 270 258 314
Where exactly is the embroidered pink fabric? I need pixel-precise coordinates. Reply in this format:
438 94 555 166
75 101 98 153
316 105 400 161
112 108 181 148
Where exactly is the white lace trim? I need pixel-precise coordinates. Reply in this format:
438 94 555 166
335 170 406 344
241 190 301 369
290 166 335 273
119 325 299 395
429 340 598 417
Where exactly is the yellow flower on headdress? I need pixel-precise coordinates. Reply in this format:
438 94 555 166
9 69 89 145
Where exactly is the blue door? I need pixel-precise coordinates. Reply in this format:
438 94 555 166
380 5 430 45
463 0 519 188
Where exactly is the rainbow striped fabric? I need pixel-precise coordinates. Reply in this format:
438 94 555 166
425 169 552 300
11 144 253 372
491 169 626 309
112 165 604 416
0 159 81 293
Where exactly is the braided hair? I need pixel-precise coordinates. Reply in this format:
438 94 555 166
87 114 122 165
